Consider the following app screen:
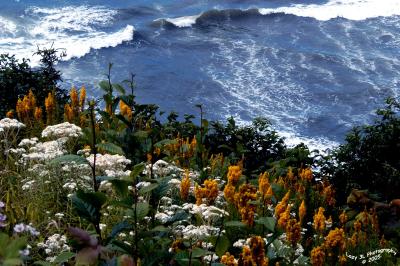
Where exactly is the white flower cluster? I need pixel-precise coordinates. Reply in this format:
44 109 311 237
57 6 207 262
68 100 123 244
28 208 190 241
182 203 228 222
0 118 25 132
41 122 83 139
86 153 131 177
144 160 184 177
174 224 221 240
21 138 67 163
37 234 70 262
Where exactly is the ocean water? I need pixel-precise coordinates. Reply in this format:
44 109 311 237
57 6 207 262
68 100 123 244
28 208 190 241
1 0 400 150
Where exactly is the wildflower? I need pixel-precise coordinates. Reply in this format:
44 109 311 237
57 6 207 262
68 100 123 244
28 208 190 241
227 165 241 185
286 167 295 181
45 92 56 124
34 107 43 122
278 205 291 229
14 223 25 233
235 184 257 226
224 184 236 203
170 239 184 253
119 100 133 119
310 246 325 266
259 172 271 203
322 182 336 206
64 104 74 122
221 252 237 266
275 190 290 218
180 170 190 201
353 220 361 232
70 87 79 110
313 207 326 233
339 210 347 225
42 122 83 139
6 110 14 118
286 218 301 246
79 86 86 110
299 200 306 224
338 254 347 265
194 179 219 205
248 236 269 266
299 167 313 182
325 228 346 251
238 246 253 265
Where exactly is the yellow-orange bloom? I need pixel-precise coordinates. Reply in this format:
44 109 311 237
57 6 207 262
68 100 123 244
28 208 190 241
64 104 73 122
299 200 306 224
325 228 346 251
34 107 43 122
79 86 86 109
248 236 269 266
45 92 56 124
275 190 290 218
313 207 326 233
286 218 301 246
299 167 313 182
310 246 325 266
277 205 291 229
6 110 14 118
227 165 241 185
180 171 190 201
339 210 347 225
119 100 132 119
224 184 236 203
221 252 237 266
235 184 257 226
258 172 270 196
70 87 79 109
194 179 219 205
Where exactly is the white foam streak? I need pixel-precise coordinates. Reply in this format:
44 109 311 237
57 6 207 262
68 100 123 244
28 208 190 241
259 0 400 21
163 14 201 28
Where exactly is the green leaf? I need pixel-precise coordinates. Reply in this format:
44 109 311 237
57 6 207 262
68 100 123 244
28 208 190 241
53 252 75 263
33 261 52 266
255 217 276 232
109 179 131 196
136 202 150 221
71 191 106 223
113 83 126 95
97 142 125 155
130 163 145 180
50 154 88 166
134 130 149 139
215 235 229 257
99 80 112 93
191 247 211 258
224 221 246 227
4 259 23 266
107 221 133 243
139 183 159 195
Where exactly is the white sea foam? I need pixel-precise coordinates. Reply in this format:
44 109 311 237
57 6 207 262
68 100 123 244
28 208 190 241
0 6 134 66
165 15 200 27
258 0 400 21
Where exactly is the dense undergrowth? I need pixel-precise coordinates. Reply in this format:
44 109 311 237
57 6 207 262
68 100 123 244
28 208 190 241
0 51 399 265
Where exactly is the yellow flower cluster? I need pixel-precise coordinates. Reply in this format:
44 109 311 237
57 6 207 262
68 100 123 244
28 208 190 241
224 165 242 203
119 100 132 120
194 179 218 205
274 191 290 219
339 210 347 225
321 181 336 206
325 228 346 251
299 200 306 225
64 86 86 125
286 218 301 246
180 170 190 201
235 184 257 226
221 252 237 266
45 91 56 124
258 172 273 204
299 167 313 182
277 205 291 229
164 135 197 161
237 236 269 266
15 89 42 125
310 246 325 266
313 207 326 233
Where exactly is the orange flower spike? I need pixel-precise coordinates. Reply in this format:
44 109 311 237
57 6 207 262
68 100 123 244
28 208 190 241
70 87 79 109
221 252 237 266
325 227 346 251
274 190 290 218
79 86 86 109
339 210 347 225
180 170 191 201
64 104 73 122
286 167 295 181
310 246 325 266
299 167 313 182
227 165 241 185
224 184 236 203
6 110 14 119
34 107 43 122
286 218 302 246
249 236 269 266
258 172 270 196
27 89 36 112
277 205 291 229
299 200 306 224
313 207 326 233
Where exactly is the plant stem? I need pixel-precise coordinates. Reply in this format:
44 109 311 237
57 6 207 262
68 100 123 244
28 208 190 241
89 101 98 192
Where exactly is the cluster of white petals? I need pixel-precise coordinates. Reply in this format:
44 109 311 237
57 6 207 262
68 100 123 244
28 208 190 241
182 203 228 222
0 118 25 132
21 138 67 163
37 234 70 262
174 224 221 240
86 153 131 176
41 122 83 139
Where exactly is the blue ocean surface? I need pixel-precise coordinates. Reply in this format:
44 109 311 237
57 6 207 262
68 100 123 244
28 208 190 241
1 0 400 150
